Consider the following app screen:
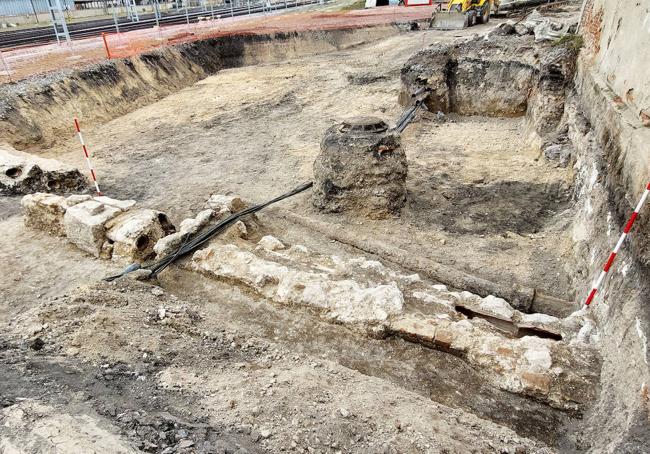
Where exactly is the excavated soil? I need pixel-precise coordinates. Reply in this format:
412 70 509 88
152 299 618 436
35 28 576 300
0 16 593 454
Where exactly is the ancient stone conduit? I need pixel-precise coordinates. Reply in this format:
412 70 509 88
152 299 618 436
0 144 86 195
189 231 599 411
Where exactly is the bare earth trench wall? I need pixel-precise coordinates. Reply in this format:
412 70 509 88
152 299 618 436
0 23 416 151
571 0 650 450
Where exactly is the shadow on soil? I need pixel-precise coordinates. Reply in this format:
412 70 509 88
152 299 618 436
405 172 571 235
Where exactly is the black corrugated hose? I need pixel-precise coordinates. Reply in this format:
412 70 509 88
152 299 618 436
103 181 313 282
394 87 430 133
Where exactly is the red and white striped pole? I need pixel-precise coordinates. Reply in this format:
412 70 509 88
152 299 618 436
73 117 102 196
584 181 650 307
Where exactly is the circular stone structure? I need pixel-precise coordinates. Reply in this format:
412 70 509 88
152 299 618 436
312 117 407 219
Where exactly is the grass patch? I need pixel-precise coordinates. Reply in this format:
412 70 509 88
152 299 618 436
553 34 584 52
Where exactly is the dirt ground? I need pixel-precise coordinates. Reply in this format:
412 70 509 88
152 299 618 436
1 23 584 453
38 22 576 301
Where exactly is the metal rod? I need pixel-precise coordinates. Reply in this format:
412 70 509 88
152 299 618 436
101 32 112 58
55 0 71 44
112 5 120 33
0 50 12 83
29 0 40 23
154 0 160 27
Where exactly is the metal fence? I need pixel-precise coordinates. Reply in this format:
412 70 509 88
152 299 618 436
0 0 74 16
0 1 180 17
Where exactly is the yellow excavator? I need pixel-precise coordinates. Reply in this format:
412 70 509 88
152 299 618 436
431 0 500 30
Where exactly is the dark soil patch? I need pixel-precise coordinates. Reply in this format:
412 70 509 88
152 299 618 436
0 338 261 453
405 171 571 235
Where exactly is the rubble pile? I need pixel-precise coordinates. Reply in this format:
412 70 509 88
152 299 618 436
498 10 579 42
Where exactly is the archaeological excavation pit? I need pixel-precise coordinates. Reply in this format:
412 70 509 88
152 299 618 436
1 1 649 453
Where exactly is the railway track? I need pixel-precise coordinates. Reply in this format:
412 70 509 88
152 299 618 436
0 0 322 50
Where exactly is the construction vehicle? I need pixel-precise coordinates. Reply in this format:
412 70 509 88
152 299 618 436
431 0 500 30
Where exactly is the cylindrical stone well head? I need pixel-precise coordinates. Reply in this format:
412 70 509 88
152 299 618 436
312 116 407 219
